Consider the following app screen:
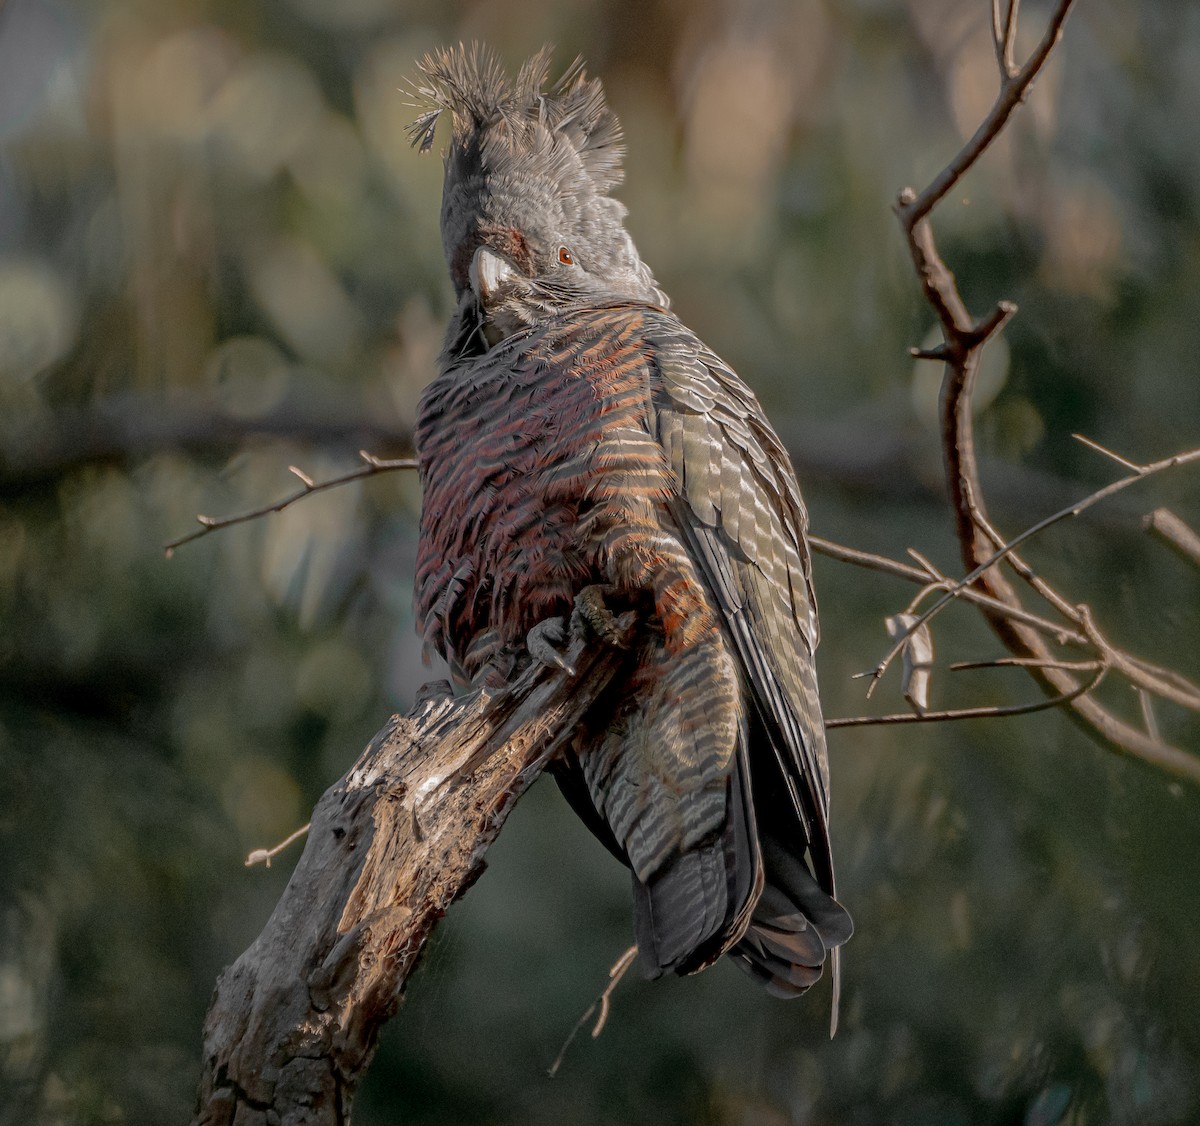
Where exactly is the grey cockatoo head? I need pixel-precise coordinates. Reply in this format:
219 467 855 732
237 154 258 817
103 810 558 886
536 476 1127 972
408 44 667 351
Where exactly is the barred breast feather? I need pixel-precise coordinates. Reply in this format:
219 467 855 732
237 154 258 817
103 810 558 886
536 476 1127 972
414 303 851 1015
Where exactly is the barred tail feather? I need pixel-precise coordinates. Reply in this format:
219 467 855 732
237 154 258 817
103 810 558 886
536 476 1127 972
730 835 852 1001
633 735 762 977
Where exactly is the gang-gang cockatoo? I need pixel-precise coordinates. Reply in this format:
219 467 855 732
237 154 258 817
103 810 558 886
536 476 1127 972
409 44 852 1029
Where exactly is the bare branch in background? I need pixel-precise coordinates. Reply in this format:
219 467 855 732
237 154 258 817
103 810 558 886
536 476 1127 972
813 527 1200 770
163 451 417 556
885 0 1200 783
866 444 1200 695
827 663 1106 730
811 535 1083 644
992 0 1022 79
902 0 1074 227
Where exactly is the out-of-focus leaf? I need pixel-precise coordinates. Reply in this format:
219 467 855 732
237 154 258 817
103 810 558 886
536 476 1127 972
0 259 77 380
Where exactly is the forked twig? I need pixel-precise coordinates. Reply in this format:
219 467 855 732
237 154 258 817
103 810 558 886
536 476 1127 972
547 944 639 1078
900 0 1074 229
991 0 1021 79
810 536 1083 645
163 451 417 556
867 444 1200 694
820 530 1200 724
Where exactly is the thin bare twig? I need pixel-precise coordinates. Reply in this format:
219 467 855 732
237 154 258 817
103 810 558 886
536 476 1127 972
868 444 1200 694
954 494 1086 629
163 451 417 556
993 0 1022 79
949 656 1099 673
820 530 1200 718
547 944 639 1078
827 663 1105 729
904 542 1200 712
245 823 311 869
810 536 1085 645
1117 654 1200 713
1124 657 1200 707
1138 688 1161 743
899 0 1075 228
990 0 1006 71
1073 433 1143 473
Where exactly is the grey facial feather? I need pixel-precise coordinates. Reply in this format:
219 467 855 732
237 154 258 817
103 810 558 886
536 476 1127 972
407 43 667 321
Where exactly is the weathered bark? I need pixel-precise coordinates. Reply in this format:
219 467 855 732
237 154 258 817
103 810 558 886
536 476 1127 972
193 611 633 1125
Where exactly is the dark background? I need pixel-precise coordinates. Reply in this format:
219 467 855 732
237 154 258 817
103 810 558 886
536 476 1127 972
2 0 1199 1122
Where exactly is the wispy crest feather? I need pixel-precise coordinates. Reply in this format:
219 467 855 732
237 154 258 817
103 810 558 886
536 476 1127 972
406 42 625 191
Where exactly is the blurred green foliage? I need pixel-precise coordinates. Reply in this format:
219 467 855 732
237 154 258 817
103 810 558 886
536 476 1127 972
1 0 1199 1123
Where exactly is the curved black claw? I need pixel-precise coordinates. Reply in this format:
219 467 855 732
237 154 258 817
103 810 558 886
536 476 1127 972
527 616 575 676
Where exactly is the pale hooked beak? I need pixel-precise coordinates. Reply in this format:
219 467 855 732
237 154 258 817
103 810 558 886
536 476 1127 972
468 245 516 305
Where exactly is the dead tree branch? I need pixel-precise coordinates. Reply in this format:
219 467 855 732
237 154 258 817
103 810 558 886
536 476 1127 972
892 0 1200 782
193 608 635 1125
866 444 1200 701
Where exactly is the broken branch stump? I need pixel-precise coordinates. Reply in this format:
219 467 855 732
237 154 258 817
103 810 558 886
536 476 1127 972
193 613 633 1125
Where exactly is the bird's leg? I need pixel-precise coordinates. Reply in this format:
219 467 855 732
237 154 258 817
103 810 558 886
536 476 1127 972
527 616 576 676
527 585 633 675
573 584 629 648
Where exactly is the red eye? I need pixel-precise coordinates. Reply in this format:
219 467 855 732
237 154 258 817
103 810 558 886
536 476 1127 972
558 246 574 265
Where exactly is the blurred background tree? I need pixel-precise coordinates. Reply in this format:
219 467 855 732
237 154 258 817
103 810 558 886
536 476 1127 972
1 0 1198 1123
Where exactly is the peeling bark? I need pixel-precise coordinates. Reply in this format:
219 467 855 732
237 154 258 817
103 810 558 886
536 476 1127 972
193 613 633 1125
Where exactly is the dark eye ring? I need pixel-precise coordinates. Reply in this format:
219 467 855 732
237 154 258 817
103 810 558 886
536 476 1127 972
558 246 575 266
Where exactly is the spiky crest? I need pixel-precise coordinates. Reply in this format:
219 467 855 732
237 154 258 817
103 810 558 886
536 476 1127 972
406 42 625 192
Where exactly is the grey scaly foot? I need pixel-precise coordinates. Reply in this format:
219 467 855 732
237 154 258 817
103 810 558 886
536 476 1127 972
573 584 629 647
527 616 576 676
